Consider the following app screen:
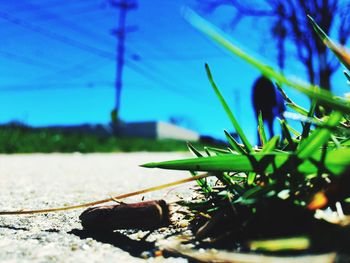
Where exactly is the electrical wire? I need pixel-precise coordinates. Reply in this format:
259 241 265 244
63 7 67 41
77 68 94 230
0 11 116 60
11 1 114 47
125 59 206 103
3 0 98 14
0 4 212 104
0 81 114 92
0 50 62 70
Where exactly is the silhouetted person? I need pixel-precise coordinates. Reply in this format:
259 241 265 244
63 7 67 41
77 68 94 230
252 75 285 144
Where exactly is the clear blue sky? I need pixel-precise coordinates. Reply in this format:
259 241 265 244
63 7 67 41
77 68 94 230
0 0 348 142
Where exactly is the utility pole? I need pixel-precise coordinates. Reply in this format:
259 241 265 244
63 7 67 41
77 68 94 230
110 0 137 125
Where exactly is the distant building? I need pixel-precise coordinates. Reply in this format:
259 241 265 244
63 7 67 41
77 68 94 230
117 121 199 141
40 121 200 141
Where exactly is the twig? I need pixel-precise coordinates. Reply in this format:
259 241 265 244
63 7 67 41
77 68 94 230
0 173 211 215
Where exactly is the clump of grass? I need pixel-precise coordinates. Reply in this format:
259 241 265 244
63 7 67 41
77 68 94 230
142 11 350 254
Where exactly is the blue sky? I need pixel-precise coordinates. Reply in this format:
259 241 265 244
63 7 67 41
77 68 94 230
0 0 349 142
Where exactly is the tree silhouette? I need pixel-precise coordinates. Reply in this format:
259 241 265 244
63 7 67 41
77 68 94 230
199 0 350 91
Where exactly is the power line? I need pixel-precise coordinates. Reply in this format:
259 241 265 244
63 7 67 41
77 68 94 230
125 59 206 104
0 81 114 92
0 55 205 104
0 57 206 105
30 57 112 84
11 0 114 47
0 10 116 61
41 2 108 19
3 0 98 14
132 52 227 61
1 55 204 103
127 55 202 95
125 41 205 95
0 50 62 70
125 30 206 85
0 4 212 95
0 7 207 104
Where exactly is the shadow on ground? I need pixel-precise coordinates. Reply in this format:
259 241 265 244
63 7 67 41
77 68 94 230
0 223 157 258
69 229 156 257
0 224 60 233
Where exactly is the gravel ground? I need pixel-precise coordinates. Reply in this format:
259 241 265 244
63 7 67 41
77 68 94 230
0 153 193 263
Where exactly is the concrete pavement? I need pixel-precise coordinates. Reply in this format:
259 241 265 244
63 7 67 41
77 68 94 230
0 153 192 262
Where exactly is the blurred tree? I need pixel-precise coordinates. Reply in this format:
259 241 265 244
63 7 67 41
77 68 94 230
199 0 350 91
169 115 196 129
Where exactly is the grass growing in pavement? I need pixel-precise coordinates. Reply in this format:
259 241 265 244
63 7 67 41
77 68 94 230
0 124 225 153
1 10 350 261
142 11 350 254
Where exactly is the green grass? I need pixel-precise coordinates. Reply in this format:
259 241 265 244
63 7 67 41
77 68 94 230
142 10 350 254
0 124 224 153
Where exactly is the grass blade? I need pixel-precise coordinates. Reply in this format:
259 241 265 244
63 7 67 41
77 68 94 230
261 135 280 153
258 111 267 146
187 142 203 157
224 130 247 154
142 148 350 175
205 146 231 155
205 64 253 152
249 236 310 252
285 102 309 116
344 70 350 83
184 9 350 114
308 15 350 71
187 142 212 194
279 119 296 149
282 122 301 138
247 172 257 185
204 147 212 156
301 86 318 139
297 111 343 159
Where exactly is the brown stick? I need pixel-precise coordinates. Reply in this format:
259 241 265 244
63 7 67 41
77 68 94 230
80 200 170 231
0 173 211 215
